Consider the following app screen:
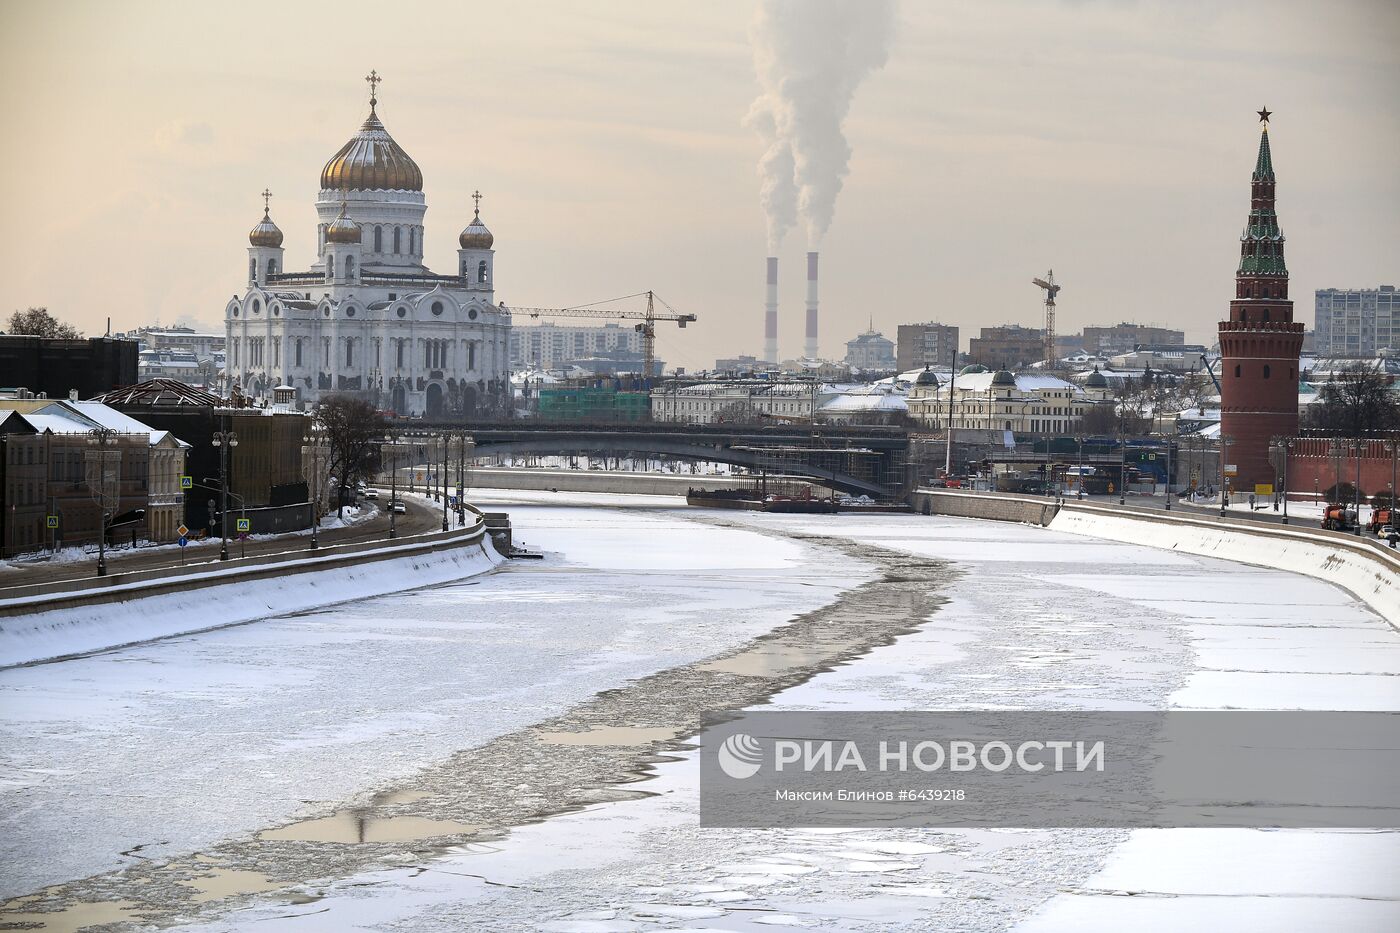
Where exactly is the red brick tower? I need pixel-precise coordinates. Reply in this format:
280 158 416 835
1218 109 1303 490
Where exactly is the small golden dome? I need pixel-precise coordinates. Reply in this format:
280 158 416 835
249 208 283 248
325 202 362 244
320 105 423 192
459 211 494 250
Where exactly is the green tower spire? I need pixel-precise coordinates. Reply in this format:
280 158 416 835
1252 125 1274 181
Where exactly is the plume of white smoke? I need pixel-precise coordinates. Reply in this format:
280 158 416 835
745 104 799 255
748 0 897 250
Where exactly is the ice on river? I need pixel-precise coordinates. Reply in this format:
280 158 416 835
5 493 1398 931
0 501 873 897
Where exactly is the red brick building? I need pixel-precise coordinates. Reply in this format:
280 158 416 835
1218 111 1305 490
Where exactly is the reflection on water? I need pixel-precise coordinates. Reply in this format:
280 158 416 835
260 812 478 844
177 866 283 904
0 897 148 932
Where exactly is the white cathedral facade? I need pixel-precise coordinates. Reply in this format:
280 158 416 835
225 74 510 417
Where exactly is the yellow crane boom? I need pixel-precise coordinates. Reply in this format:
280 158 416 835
1032 271 1061 368
499 290 696 382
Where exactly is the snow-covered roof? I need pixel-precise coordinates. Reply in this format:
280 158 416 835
37 401 189 447
819 392 908 413
950 372 1080 393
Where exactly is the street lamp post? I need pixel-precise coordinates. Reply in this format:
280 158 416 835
1164 432 1174 510
1352 439 1363 536
1076 435 1085 500
1218 434 1234 517
86 427 119 576
211 427 238 560
441 435 450 532
1270 437 1292 525
386 436 399 539
944 371 956 479
1118 434 1127 506
1389 438 1398 527
431 434 441 503
303 427 323 550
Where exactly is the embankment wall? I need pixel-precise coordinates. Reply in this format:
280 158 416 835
913 489 1400 629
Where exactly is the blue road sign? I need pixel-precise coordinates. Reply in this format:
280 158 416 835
178 535 188 548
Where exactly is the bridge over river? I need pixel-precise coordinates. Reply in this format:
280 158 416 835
411 419 913 497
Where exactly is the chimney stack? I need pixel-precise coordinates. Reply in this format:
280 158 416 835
805 251 819 359
764 257 779 364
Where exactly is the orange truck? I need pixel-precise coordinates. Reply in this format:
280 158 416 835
1321 504 1356 532
1370 507 1395 536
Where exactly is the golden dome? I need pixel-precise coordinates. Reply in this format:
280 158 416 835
248 208 283 248
320 104 423 192
325 202 362 244
459 213 494 249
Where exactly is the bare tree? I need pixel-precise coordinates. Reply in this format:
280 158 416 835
1304 365 1400 436
317 395 386 517
7 307 81 338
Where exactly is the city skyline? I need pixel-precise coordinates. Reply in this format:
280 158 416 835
1 0 1397 369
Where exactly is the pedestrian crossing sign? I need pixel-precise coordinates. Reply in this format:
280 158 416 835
236 518 251 533
180 475 193 490
46 515 58 529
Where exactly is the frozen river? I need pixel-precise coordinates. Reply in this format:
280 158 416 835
2 491 1397 931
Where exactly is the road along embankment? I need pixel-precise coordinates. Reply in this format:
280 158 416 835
913 488 1400 628
0 514 502 668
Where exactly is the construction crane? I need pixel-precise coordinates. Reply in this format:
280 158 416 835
498 290 697 384
1032 270 1061 368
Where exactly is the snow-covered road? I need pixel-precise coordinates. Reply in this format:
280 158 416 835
2 492 1397 931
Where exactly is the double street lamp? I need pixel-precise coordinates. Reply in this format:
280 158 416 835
1218 434 1234 518
85 427 120 576
211 428 239 560
1350 440 1364 536
1269 436 1292 525
303 426 325 550
382 435 401 539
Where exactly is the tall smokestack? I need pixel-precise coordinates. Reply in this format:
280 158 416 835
805 251 819 359
764 257 779 364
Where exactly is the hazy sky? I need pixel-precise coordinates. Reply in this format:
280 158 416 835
2 0 1396 369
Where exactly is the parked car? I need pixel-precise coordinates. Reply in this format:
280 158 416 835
363 488 379 500
390 500 407 514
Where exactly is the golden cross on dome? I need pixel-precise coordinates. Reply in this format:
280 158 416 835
472 189 483 218
260 188 273 214
365 69 381 107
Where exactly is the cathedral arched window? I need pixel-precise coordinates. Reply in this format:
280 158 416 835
346 256 356 278
396 339 405 369
249 258 256 281
374 226 383 252
295 339 303 368
478 260 488 283
409 227 416 254
268 258 278 276
393 227 401 253
346 339 354 368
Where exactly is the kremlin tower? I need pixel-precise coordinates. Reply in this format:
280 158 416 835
1217 109 1304 491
